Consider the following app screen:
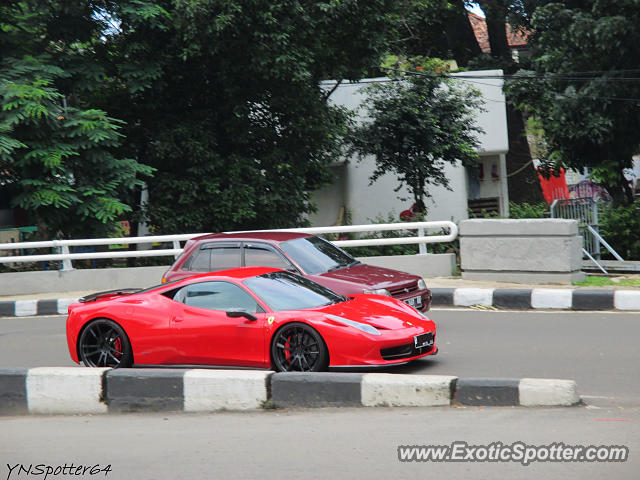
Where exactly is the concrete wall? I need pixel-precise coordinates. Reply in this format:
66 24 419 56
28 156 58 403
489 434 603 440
310 163 348 226
0 266 169 296
459 219 585 284
310 70 509 227
358 253 456 278
0 255 455 296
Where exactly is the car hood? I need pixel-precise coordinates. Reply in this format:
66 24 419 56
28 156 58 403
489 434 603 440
317 263 418 289
314 295 431 331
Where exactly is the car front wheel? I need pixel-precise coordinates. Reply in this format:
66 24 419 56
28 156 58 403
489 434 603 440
271 322 328 372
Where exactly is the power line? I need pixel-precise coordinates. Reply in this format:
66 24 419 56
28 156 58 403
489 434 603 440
327 69 640 103
383 67 640 83
381 67 640 103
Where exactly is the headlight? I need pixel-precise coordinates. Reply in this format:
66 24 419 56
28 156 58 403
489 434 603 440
417 279 427 290
363 288 391 296
326 314 381 335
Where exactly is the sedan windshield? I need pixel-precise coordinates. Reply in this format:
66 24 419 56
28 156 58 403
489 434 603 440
244 271 345 311
279 236 359 275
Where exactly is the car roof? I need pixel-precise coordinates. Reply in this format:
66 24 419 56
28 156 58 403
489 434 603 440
189 231 314 243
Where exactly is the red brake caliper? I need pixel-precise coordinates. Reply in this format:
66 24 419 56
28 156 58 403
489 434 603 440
114 337 122 358
284 336 292 366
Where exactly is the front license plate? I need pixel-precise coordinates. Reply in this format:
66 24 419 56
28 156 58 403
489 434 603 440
404 295 422 308
414 333 433 349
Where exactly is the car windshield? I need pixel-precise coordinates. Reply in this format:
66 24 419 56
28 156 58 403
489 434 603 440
279 236 359 274
244 271 345 311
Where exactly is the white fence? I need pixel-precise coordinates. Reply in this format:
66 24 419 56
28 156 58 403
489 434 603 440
0 221 457 271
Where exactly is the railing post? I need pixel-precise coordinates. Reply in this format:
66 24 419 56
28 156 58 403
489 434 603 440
592 200 601 260
58 243 73 271
173 240 181 259
417 227 427 254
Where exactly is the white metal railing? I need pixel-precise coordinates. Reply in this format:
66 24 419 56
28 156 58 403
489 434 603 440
0 221 457 271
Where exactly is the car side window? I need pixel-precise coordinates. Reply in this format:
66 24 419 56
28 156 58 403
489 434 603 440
244 244 291 269
188 249 211 272
209 246 242 271
185 245 242 272
174 281 263 313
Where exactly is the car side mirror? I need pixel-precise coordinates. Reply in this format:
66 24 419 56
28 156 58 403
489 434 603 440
226 309 258 321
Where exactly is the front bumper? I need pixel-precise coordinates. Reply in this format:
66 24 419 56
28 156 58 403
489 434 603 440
327 327 438 367
391 288 432 312
330 345 438 368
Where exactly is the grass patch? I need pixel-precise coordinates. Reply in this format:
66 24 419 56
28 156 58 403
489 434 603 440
573 276 640 287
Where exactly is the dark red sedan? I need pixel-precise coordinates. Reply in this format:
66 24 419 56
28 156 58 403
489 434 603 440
162 232 431 311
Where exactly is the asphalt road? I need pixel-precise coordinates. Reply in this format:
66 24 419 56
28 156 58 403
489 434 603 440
1 309 639 406
2 407 638 480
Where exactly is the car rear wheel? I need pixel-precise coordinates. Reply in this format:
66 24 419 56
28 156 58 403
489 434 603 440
78 319 133 368
271 322 328 372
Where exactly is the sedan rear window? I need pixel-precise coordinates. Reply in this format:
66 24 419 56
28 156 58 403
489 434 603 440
244 271 344 311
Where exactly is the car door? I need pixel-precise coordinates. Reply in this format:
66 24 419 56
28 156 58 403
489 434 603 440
171 280 267 367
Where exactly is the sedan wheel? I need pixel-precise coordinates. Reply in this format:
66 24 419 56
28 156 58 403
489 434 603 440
78 319 133 368
271 322 328 372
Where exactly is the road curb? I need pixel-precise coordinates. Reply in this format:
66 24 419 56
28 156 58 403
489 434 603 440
2 288 639 317
0 368 580 415
431 288 640 311
0 297 80 317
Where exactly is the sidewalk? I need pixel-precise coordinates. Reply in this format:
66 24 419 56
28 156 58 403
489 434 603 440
1 275 640 317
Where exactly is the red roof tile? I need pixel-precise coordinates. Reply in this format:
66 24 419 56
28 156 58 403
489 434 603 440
468 12 530 54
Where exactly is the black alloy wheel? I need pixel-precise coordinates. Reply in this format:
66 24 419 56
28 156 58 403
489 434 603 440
271 322 328 372
78 319 133 368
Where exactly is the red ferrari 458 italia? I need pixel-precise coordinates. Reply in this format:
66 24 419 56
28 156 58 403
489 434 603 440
66 267 437 372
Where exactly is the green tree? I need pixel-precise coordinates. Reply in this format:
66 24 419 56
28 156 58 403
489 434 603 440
507 0 640 204
0 1 153 238
349 66 483 211
393 1 482 67
100 0 400 234
390 1 545 203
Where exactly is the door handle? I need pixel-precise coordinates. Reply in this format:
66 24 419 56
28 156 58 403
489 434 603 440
173 316 184 323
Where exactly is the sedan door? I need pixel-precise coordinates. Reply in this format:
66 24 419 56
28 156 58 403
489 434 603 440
170 281 267 367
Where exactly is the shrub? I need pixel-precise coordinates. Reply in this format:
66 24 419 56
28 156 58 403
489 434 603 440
508 201 548 219
598 200 640 260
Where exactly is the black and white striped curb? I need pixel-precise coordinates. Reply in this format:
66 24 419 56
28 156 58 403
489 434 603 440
0 298 78 317
0 368 580 415
431 288 640 311
2 288 640 317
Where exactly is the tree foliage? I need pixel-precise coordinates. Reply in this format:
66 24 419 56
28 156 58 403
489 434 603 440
0 1 153 238
1 0 402 237
101 0 400 234
349 65 483 211
507 0 640 204
599 200 640 259
392 1 482 67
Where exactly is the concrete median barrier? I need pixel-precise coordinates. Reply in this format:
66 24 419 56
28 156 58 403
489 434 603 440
361 374 456 407
0 368 581 414
2 288 638 317
519 378 580 407
26 367 108 414
105 369 187 412
271 372 364 407
183 370 272 411
614 290 640 311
